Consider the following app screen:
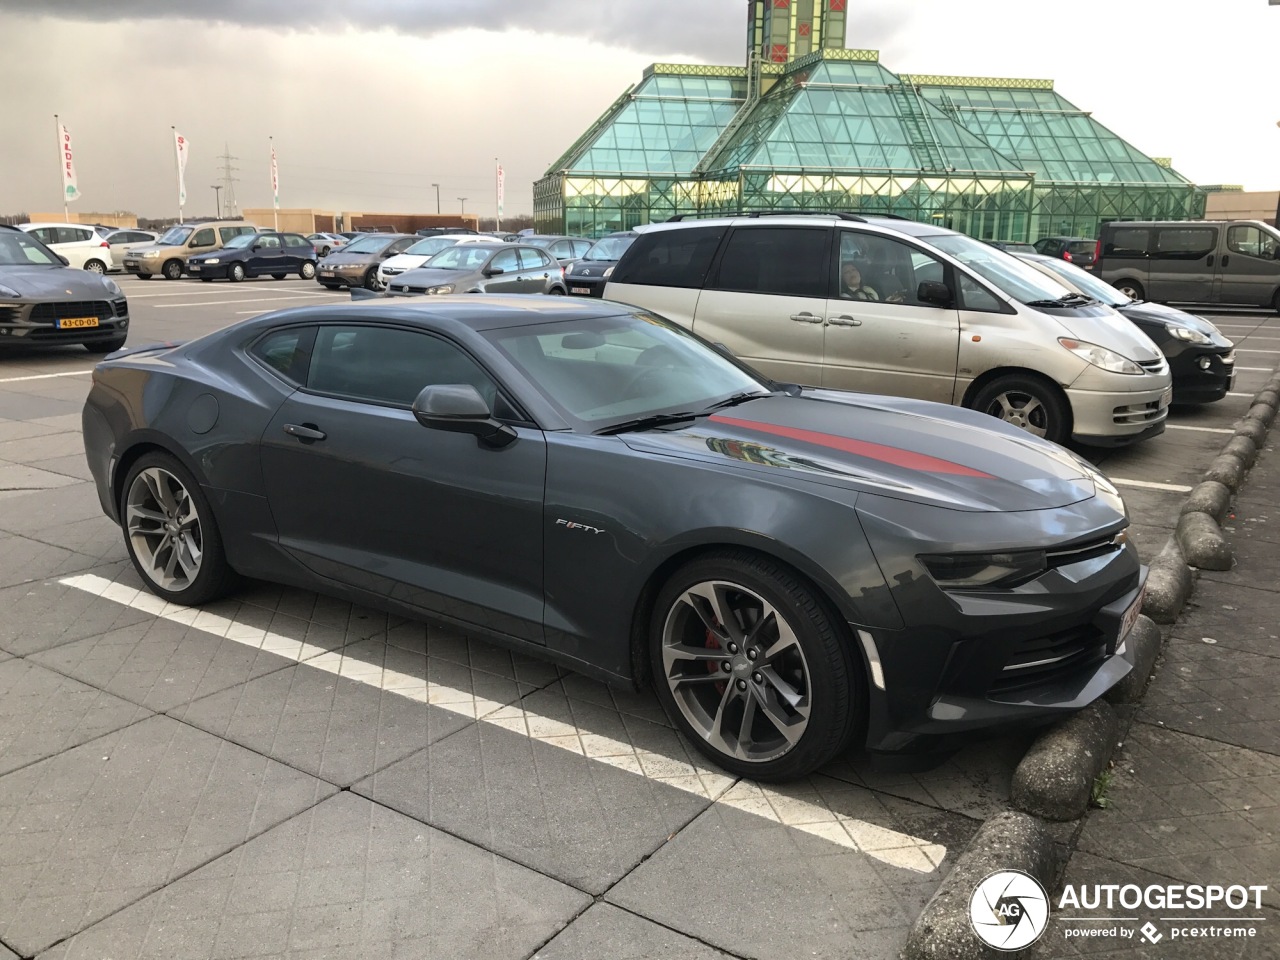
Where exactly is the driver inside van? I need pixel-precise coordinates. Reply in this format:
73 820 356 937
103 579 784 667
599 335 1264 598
839 262 880 300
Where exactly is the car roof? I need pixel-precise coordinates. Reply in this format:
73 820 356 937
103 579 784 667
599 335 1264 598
632 214 955 240
259 295 634 332
18 222 98 229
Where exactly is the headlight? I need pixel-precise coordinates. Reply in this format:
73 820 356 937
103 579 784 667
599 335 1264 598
427 284 454 295
101 278 122 296
918 551 1048 589
204 258 220 265
603 266 615 278
0 284 20 298
141 250 160 258
1058 338 1144 375
1170 326 1211 344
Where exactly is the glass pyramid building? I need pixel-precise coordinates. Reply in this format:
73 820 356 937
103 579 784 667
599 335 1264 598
534 1 1204 241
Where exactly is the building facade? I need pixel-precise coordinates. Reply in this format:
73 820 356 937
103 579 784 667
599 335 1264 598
535 1 1204 241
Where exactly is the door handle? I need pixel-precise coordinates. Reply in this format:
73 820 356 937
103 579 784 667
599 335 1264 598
1221 255 1230 267
790 312 823 323
1207 255 1214 267
826 315 863 327
284 423 326 442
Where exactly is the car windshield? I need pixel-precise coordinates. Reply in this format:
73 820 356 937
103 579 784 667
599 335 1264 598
1028 256 1128 305
342 235 392 254
405 237 457 257
584 236 635 261
158 226 192 245
423 245 500 270
928 233 1073 304
0 234 58 266
484 310 771 429
223 234 255 249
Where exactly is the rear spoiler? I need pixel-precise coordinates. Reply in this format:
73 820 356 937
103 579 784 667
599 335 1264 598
103 340 184 361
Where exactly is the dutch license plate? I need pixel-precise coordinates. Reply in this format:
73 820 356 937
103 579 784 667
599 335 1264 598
571 286 591 295
1119 586 1144 643
57 317 99 329
124 260 138 268
320 270 334 277
188 264 200 271
1160 387 1173 408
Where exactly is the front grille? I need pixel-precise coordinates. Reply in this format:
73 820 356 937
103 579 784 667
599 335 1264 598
114 300 129 318
0 305 22 324
382 267 404 276
989 623 1108 696
1045 535 1122 570
1221 351 1235 366
1138 358 1166 375
1113 399 1164 425
30 301 113 324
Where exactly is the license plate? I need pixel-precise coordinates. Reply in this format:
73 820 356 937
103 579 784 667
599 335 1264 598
188 264 200 272
57 317 99 329
571 286 591 295
1160 387 1172 408
1119 586 1144 644
124 260 138 267
320 270 334 277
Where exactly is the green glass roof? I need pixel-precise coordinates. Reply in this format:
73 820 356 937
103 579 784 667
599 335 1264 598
698 59 1022 176
915 85 1191 185
560 73 745 176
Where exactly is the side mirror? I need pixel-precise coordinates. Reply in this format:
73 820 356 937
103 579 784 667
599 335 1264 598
411 384 516 448
57 255 70 266
484 266 505 276
917 280 953 307
252 244 262 251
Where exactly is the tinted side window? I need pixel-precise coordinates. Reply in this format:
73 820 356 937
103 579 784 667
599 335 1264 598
191 228 216 247
1154 228 1216 260
1227 225 1279 261
492 249 521 272
29 228 55 243
837 232 945 307
258 235 282 249
284 235 309 248
1104 228 1150 258
711 227 829 297
957 274 1003 312
550 242 571 260
573 240 592 257
516 247 546 270
307 326 498 407
610 225 726 289
250 326 316 385
73 227 95 243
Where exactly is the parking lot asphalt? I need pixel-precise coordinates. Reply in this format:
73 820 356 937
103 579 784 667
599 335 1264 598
0 276 1277 959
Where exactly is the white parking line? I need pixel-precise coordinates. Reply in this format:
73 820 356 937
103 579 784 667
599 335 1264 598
0 369 95 383
1234 349 1280 354
1228 392 1256 398
1227 335 1280 342
1237 367 1276 373
1165 424 1234 434
155 294 341 308
58 572 947 873
1110 478 1193 493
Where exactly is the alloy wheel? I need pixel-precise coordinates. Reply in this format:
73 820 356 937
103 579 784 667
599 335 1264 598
125 466 204 591
985 390 1048 437
661 579 811 763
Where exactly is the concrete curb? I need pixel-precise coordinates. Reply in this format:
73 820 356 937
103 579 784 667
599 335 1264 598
1010 702 1119 821
902 366 1280 953
901 812 1057 960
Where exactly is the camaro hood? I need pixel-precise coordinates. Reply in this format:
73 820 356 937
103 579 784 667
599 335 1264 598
619 392 1100 512
1118 301 1232 346
0 265 118 299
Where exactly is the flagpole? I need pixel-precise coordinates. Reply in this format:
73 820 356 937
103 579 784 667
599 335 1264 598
270 136 278 231
55 114 69 221
494 157 500 234
172 125 183 224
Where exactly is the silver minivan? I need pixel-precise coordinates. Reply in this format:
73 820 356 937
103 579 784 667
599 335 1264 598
605 214 1171 447
1095 219 1280 311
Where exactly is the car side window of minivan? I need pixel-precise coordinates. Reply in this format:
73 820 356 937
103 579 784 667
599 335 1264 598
190 228 216 248
610 225 726 289
836 232 942 307
1105 228 1150 258
709 227 829 297
1227 225 1279 261
1154 228 1216 261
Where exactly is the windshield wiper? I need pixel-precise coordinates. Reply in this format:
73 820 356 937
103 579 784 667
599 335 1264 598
703 391 771 413
1026 293 1095 308
594 411 698 436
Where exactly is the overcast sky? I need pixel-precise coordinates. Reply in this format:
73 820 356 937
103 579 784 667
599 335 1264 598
3 0 1276 221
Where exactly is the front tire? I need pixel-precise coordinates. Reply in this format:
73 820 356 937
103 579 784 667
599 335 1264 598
650 550 860 781
136 273 152 280
970 373 1071 445
84 336 127 354
364 268 381 291
162 259 183 280
120 452 237 605
229 263 246 283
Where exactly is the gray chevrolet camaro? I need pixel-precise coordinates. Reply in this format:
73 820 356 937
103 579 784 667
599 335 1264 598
82 296 1144 780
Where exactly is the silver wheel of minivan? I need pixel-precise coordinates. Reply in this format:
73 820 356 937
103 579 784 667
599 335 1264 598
1115 279 1145 301
971 374 1070 446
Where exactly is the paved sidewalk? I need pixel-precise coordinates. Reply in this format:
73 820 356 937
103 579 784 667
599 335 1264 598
1033 441 1280 958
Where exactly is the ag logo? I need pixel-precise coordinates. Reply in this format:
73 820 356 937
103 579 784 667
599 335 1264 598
969 869 1050 951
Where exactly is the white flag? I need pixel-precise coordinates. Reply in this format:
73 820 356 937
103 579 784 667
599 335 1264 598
496 161 505 218
59 123 81 203
270 143 280 210
174 131 189 208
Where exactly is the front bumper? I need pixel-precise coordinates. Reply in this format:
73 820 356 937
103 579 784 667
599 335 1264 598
1066 373 1170 447
316 264 368 286
1168 347 1235 404
0 298 129 346
122 257 170 276
564 275 607 297
187 261 229 279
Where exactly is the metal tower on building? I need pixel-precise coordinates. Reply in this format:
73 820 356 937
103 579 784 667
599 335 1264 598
747 0 847 66
217 144 240 217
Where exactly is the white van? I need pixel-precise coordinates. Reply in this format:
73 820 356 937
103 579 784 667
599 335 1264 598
604 214 1171 447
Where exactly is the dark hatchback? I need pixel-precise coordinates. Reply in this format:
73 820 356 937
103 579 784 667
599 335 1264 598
82 297 1142 780
1017 252 1235 403
1034 236 1097 269
0 229 129 352
188 232 318 282
563 232 637 297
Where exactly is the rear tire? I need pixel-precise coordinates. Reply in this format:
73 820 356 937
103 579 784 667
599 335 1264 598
319 245 331 257
162 259 183 280
84 259 107 274
649 550 861 781
320 282 339 290
120 451 238 605
201 277 213 282
1114 278 1145 301
1272 289 1280 316
271 273 286 281
970 373 1071 445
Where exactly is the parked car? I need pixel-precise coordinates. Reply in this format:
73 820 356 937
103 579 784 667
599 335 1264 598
316 233 416 290
605 213 1171 447
416 227 480 238
306 233 348 257
187 232 317 282
81 296 1143 780
987 241 1037 255
519 235 594 264
121 219 258 280
0 228 129 351
1015 252 1235 404
18 222 113 273
563 232 637 297
1033 236 1097 269
1095 219 1280 311
384 243 567 297
378 234 496 285
103 229 159 272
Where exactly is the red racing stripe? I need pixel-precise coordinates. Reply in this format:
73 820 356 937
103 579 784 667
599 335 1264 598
708 415 994 478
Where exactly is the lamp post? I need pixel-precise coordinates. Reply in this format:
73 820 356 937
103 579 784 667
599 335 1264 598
1274 122 1280 228
431 183 440 215
211 185 222 218
458 197 467 214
